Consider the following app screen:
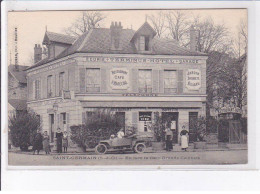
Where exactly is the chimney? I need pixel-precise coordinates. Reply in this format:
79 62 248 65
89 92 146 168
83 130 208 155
190 25 199 51
34 44 42 64
110 21 123 50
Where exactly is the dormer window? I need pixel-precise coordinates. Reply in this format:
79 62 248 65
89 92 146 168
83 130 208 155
140 36 150 51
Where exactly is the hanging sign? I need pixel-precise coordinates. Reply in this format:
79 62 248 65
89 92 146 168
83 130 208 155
110 68 129 90
186 69 201 90
139 112 152 121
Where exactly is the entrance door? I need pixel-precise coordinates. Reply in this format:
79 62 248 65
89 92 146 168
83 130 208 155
162 112 178 144
49 114 54 142
115 112 125 132
189 112 198 143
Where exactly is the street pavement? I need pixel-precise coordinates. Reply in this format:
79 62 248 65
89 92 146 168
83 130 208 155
8 149 247 166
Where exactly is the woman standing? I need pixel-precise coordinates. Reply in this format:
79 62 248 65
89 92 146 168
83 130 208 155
42 131 50 155
165 126 173 151
62 131 69 153
56 128 63 153
180 126 189 151
33 129 43 155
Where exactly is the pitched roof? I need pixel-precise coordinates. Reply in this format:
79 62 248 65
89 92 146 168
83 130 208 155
43 31 77 45
28 22 207 70
8 99 27 111
8 65 28 84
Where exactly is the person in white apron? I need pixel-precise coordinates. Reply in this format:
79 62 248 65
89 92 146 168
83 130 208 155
180 126 189 151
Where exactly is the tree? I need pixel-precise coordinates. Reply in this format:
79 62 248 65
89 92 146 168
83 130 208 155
147 11 167 38
70 109 125 149
65 11 106 37
192 16 229 53
165 10 190 46
9 110 42 151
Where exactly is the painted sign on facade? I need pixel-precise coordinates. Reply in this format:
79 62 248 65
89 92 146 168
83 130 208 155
110 68 129 89
186 69 201 90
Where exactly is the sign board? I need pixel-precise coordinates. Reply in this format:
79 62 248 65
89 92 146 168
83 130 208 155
186 69 201 90
110 68 129 90
139 112 152 121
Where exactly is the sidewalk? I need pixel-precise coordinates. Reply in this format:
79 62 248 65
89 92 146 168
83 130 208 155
9 143 248 155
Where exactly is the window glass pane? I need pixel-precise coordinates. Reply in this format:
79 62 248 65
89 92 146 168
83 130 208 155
86 68 100 92
138 70 152 93
164 70 177 93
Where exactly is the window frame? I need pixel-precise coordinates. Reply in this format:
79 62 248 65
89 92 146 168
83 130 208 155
138 69 152 93
86 68 101 93
59 72 65 96
164 70 177 94
47 75 53 98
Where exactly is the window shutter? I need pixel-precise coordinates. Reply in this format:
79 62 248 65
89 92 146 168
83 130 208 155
100 68 107 93
57 113 60 129
159 70 164 93
32 80 36 100
177 70 183 94
79 68 86 93
82 112 86 124
66 113 70 131
132 112 138 130
152 69 159 93
39 79 41 99
132 69 138 92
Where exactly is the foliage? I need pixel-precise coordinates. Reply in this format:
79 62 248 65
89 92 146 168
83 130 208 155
189 116 207 142
9 110 42 151
218 119 230 142
70 109 125 149
206 116 219 134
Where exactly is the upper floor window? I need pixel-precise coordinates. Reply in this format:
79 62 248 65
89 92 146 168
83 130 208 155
164 70 177 94
140 36 149 51
59 72 65 96
35 79 41 99
86 68 100 92
138 69 152 93
47 75 53 98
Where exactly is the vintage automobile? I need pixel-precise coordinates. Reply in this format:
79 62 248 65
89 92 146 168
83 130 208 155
95 134 147 154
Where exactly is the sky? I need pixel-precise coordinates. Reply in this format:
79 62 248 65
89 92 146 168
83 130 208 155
8 9 247 66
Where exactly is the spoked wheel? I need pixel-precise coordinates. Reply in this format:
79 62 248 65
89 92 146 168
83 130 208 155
134 143 146 154
95 144 107 155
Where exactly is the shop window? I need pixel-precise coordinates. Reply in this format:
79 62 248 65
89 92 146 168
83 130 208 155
138 69 152 93
47 75 53 98
86 68 100 92
164 70 177 94
59 72 65 96
35 79 41 99
139 36 149 51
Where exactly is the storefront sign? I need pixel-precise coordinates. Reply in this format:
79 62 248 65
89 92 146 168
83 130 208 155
86 56 200 64
122 93 158 97
139 112 152 121
219 107 242 114
186 69 201 90
110 68 129 89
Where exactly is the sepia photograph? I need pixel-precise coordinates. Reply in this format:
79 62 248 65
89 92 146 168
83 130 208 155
6 8 248 166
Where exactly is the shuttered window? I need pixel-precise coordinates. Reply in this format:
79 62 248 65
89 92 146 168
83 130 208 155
47 75 53 98
138 69 152 93
35 79 41 99
86 68 100 92
164 70 177 94
59 72 65 96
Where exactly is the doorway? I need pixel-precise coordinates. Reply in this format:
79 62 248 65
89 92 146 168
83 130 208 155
49 114 54 142
162 112 178 144
115 112 125 132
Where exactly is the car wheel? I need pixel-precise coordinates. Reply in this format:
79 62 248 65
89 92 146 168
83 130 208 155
134 143 146 154
95 144 107 155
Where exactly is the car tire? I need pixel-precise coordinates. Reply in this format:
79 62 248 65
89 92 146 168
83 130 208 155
134 142 146 154
95 144 107 155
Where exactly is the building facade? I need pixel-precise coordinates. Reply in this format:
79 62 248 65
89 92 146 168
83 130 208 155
27 22 207 145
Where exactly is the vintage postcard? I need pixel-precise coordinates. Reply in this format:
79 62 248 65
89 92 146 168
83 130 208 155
6 8 248 167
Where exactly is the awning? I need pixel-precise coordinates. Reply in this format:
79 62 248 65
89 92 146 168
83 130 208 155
80 101 202 108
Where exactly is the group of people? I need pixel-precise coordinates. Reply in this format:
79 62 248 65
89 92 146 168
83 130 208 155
32 128 69 155
165 125 189 151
